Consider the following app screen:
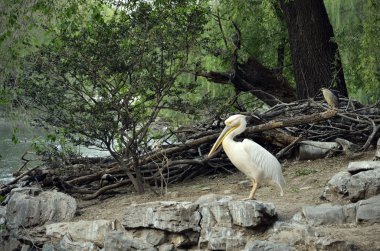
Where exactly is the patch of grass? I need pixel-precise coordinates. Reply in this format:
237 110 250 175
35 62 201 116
290 188 300 193
295 168 318 176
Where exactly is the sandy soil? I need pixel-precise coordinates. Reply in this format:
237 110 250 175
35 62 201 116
75 150 380 250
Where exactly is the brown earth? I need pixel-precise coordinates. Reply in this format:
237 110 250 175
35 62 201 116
75 150 380 250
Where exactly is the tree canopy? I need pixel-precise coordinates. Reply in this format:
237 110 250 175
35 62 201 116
1 0 379 193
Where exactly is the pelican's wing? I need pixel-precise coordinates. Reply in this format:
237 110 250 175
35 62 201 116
242 139 285 186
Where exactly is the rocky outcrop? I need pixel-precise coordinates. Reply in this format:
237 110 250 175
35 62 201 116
197 195 277 250
294 195 380 226
122 201 201 232
120 194 277 250
321 161 380 202
1 181 380 250
46 220 124 246
5 187 77 230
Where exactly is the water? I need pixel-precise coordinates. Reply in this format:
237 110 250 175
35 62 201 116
0 117 109 184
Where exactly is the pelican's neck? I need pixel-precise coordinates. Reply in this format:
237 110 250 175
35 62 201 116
224 121 247 143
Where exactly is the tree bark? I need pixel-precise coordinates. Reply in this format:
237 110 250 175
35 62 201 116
280 0 348 99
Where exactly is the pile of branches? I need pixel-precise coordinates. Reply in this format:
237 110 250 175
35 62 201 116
1 98 379 200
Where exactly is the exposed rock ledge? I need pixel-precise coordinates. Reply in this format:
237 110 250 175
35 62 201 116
1 161 380 250
2 189 378 251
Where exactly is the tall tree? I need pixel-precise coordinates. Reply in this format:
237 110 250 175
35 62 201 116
22 0 206 193
280 0 348 99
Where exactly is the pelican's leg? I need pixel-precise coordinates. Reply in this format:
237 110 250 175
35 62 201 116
247 180 258 200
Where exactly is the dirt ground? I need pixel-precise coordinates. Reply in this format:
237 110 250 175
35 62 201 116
75 150 380 250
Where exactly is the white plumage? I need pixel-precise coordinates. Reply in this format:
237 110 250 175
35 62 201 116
208 114 285 199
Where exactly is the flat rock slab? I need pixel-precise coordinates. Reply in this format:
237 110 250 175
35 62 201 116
244 240 291 251
121 201 201 232
104 231 156 251
6 189 77 229
46 220 124 247
347 161 380 174
300 204 351 226
356 195 380 224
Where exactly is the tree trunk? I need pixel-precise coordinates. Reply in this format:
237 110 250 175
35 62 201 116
280 0 348 99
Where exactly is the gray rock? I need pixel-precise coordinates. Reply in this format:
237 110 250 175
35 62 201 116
347 161 380 174
104 231 156 251
198 197 277 250
10 187 42 197
0 206 6 225
348 168 380 202
302 204 346 225
46 220 124 247
125 229 166 246
356 195 380 224
229 200 277 227
321 167 380 202
6 190 76 229
158 243 174 251
0 238 22 251
244 240 292 251
121 201 201 233
195 193 233 205
167 232 199 247
54 234 99 251
268 221 316 246
320 171 351 201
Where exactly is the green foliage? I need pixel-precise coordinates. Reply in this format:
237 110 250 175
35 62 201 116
0 0 53 107
325 0 380 103
31 131 78 164
11 127 20 144
22 0 207 160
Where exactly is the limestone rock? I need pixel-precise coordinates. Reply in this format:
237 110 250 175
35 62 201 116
6 189 76 229
244 240 292 251
347 161 380 174
268 221 316 246
198 196 277 250
121 201 201 233
356 195 380 224
321 164 380 202
46 220 123 247
320 171 351 201
302 204 346 226
0 237 22 251
158 243 174 251
103 231 156 251
125 229 166 246
0 206 5 225
53 234 99 251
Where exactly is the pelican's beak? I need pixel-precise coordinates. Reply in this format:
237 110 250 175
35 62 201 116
208 125 237 157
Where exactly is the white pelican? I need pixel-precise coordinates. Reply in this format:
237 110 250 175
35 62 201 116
208 114 285 199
